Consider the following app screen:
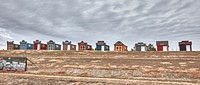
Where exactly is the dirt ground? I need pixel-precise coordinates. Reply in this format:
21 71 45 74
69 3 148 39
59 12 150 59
0 50 200 85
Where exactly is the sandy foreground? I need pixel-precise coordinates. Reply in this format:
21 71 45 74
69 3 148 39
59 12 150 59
0 50 200 85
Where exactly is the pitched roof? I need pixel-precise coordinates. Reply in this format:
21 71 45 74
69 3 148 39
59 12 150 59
78 41 87 45
63 40 71 45
20 40 28 44
21 40 26 42
49 40 54 42
34 40 41 43
114 41 125 46
47 40 55 44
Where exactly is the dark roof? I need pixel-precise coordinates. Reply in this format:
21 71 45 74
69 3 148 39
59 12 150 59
49 40 54 42
156 41 169 46
7 41 14 44
21 40 26 42
78 41 87 45
114 41 125 46
35 40 40 42
47 40 55 44
179 41 192 45
135 42 146 46
20 40 27 44
34 40 41 43
96 41 106 45
63 40 71 45
64 40 70 43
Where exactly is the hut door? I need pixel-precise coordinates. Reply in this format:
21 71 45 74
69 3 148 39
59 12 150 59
37 44 40 50
67 45 70 51
186 45 191 51
163 46 168 51
141 46 146 51
157 46 163 51
102 46 105 51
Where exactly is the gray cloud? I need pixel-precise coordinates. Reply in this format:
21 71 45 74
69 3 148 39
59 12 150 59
0 0 200 50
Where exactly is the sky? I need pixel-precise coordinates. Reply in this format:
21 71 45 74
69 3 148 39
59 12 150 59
0 0 200 51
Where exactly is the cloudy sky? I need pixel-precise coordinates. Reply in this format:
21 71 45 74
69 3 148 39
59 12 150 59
0 0 200 51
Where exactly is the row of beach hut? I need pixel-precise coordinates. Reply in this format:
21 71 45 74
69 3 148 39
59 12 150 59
7 40 192 51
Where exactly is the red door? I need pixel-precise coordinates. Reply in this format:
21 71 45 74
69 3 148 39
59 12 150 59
157 45 163 51
34 43 38 50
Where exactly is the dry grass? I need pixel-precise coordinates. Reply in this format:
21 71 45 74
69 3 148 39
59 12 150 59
0 50 200 85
